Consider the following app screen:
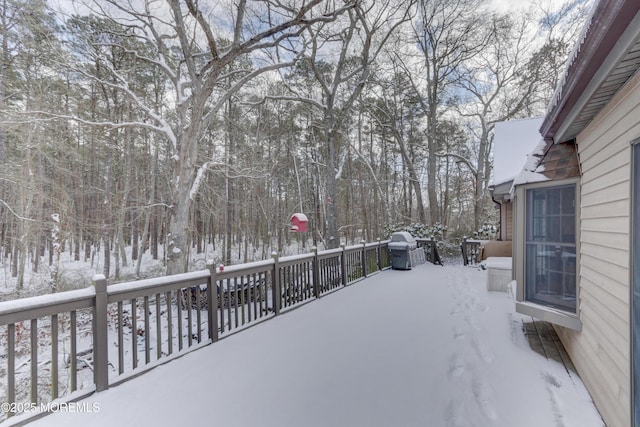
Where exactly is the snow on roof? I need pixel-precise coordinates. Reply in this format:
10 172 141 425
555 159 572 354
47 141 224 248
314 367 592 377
291 213 308 221
492 117 544 186
512 139 551 188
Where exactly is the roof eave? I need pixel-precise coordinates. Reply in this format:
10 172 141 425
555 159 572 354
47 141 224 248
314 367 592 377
541 0 640 143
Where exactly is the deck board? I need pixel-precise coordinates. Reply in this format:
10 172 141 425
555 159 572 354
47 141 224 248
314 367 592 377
523 319 577 376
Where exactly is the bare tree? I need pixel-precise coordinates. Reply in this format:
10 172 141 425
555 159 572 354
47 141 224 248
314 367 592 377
54 0 357 272
262 0 415 248
413 0 492 225
367 53 428 224
450 2 591 229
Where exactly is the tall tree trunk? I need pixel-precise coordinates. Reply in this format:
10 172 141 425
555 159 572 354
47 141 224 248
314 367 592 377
474 126 489 231
325 126 340 249
426 110 440 225
392 128 426 224
224 95 234 264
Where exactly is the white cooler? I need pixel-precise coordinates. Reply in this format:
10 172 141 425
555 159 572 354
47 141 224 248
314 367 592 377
484 257 512 292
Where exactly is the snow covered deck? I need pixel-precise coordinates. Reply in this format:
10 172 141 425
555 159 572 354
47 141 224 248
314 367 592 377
25 264 602 427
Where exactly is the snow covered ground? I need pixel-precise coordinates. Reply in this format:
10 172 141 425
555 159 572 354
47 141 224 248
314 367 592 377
23 263 603 427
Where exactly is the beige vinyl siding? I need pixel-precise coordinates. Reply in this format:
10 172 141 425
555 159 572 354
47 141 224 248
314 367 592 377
558 70 640 427
580 253 630 292
505 202 513 241
498 201 513 241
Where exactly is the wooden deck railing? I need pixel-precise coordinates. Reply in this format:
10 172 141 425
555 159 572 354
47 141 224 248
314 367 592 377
416 238 442 265
0 240 392 422
460 238 484 266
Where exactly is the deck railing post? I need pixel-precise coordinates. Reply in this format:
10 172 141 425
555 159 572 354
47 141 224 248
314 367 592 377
461 236 469 266
207 262 219 343
361 240 367 278
272 252 281 315
312 246 320 298
341 244 348 286
93 274 109 392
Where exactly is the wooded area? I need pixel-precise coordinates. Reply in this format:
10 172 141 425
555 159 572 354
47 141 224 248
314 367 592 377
0 0 590 292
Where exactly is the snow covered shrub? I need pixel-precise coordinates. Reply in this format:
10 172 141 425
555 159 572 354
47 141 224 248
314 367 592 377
382 223 447 240
472 222 498 240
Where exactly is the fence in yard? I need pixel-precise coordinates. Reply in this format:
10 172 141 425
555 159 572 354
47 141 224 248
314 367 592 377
0 239 401 423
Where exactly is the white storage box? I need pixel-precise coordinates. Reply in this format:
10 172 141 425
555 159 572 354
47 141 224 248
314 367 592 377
484 257 512 292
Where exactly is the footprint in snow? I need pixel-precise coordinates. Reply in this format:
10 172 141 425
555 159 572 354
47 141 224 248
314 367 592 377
464 314 482 332
453 326 465 340
472 374 498 421
542 371 565 427
472 336 494 364
448 354 466 378
445 401 472 427
542 371 561 388
475 303 490 313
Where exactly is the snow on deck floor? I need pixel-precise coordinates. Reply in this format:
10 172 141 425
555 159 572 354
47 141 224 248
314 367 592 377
27 264 603 427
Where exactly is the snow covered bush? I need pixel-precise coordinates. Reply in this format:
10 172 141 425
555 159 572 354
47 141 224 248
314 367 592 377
382 223 447 240
472 222 498 240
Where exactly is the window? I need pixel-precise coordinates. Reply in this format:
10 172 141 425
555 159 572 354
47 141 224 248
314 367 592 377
524 184 577 313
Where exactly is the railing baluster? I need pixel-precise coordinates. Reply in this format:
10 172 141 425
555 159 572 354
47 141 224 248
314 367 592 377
259 272 265 316
177 293 183 351
195 287 202 342
51 313 58 399
282 267 288 307
226 278 232 331
251 273 260 320
144 296 150 364
207 263 218 343
70 311 77 392
289 265 294 304
243 275 248 319
295 264 300 302
186 288 193 347
8 323 15 416
319 259 324 293
30 318 37 404
272 252 281 315
218 279 225 334
155 293 162 359
296 264 300 301
239 276 245 325
233 277 239 328
291 265 296 303
166 291 173 355
131 299 138 369
307 261 312 299
312 248 319 299
301 263 306 299
117 301 124 375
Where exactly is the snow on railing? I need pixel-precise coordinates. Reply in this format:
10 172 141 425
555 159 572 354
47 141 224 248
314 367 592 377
0 239 392 423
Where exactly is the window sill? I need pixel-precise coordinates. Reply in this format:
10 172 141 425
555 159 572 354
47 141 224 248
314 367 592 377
515 301 582 331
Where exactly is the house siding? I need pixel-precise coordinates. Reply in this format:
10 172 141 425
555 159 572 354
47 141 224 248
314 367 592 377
556 70 640 427
500 201 513 241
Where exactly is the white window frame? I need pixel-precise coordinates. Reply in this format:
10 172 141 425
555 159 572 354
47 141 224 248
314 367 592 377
513 177 582 331
630 139 640 427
